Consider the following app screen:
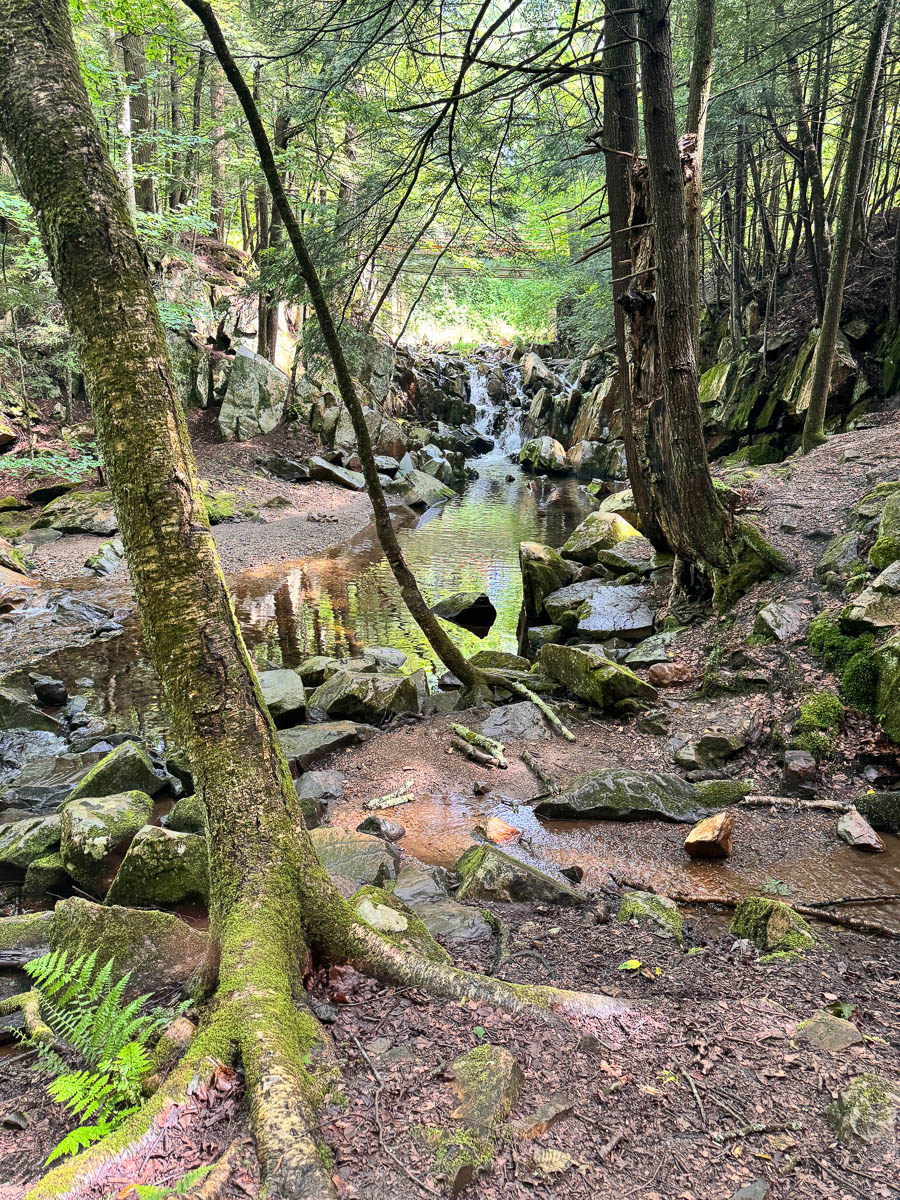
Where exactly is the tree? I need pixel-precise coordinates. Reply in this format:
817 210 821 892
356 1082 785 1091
684 0 716 356
801 0 894 452
0 3 621 1196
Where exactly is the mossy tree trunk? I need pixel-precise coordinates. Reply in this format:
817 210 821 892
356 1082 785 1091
0 5 617 1195
801 0 893 453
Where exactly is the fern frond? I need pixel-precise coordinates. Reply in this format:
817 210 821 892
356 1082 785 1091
44 1119 114 1164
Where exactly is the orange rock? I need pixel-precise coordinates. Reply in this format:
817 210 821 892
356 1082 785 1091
485 816 521 845
684 810 735 859
648 661 690 686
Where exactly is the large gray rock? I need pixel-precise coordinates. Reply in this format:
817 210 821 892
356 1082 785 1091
815 531 862 587
393 863 492 943
33 490 118 536
538 644 657 708
520 351 555 393
543 580 656 641
454 843 588 906
431 591 497 633
625 632 678 667
85 538 125 577
308 669 423 723
65 741 165 804
106 825 210 906
309 827 399 885
519 541 575 623
842 561 900 632
481 701 552 742
60 790 154 893
7 749 109 811
560 511 642 564
0 814 61 870
218 347 289 440
388 468 454 508
754 600 808 643
258 669 306 726
307 456 365 491
519 436 569 475
0 687 61 733
277 721 377 770
534 768 748 823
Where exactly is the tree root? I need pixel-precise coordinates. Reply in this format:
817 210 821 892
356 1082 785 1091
0 989 52 1043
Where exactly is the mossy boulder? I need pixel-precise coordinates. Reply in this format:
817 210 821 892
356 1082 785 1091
825 1073 900 1145
277 720 377 770
0 814 61 870
217 347 289 441
65 740 165 804
468 649 531 672
0 534 33 576
202 490 236 524
49 897 207 995
162 793 207 834
618 890 683 942
105 825 210 907
560 510 641 565
308 669 423 723
85 537 125 576
814 532 861 588
518 541 575 623
33 489 117 535
519 435 569 474
60 790 153 893
875 631 900 743
855 790 900 834
455 843 588 906
598 488 641 530
729 897 816 960
538 643 657 709
350 885 451 964
789 690 845 759
23 851 68 898
869 490 900 570
534 768 747 823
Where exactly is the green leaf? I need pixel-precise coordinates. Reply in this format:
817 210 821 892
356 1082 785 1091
617 959 642 971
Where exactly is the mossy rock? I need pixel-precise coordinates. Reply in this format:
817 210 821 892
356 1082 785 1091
0 814 61 870
538 643 657 709
0 534 33 576
455 843 587 906
618 890 683 942
350 885 451 964
825 1073 900 1145
161 793 207 834
201 489 236 524
729 897 816 960
0 909 55 956
33 489 117 535
60 790 153 894
65 740 165 804
24 851 68 898
535 768 748 823
560 510 641 565
518 541 575 623
855 790 900 834
106 825 210 907
49 897 207 995
869 490 900 570
789 689 845 758
468 649 531 672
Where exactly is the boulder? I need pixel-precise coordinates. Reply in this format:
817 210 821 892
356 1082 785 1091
729 897 816 959
277 721 377 770
105 825 210 906
24 852 68 898
565 440 616 479
836 806 885 852
356 815 405 842
0 535 32 577
218 347 288 440
308 669 423 723
256 452 310 482
0 687 61 733
84 537 125 576
625 632 678 667
393 864 492 943
66 740 165 804
754 601 808 643
519 541 575 623
162 794 206 834
683 811 735 859
535 769 748 823
538 643 656 708
825 1074 900 1145
542 580 656 640
814 532 861 587
5 749 108 811
855 789 900 834
389 468 455 508
363 645 409 670
468 650 530 672
295 655 344 687
618 890 683 942
875 631 900 743
50 897 207 995
869 490 900 570
842 561 900 632
33 490 117 535
454 843 588 906
309 827 398 886
0 814 61 870
431 591 497 634
560 511 641 564
520 352 555 393
519 436 569 475
296 770 345 802
595 536 656 578
60 790 154 893
798 1010 863 1052
783 748 818 793
599 488 641 530
481 701 552 741
258 668 306 726
307 456 365 491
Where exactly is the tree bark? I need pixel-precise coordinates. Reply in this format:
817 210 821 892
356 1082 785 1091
121 34 155 214
209 64 226 241
684 0 715 358
603 0 668 552
801 0 893 452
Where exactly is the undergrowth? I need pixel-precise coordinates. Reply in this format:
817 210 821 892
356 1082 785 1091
807 612 878 713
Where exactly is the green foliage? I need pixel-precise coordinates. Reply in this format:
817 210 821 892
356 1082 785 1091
789 688 844 759
807 613 878 713
0 447 102 483
22 949 173 1163
129 1165 214 1200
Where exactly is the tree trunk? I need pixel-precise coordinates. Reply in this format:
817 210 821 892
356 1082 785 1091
801 0 893 452
121 34 155 214
168 46 185 209
684 0 715 357
209 65 226 241
105 31 135 213
0 4 621 1197
602 0 668 551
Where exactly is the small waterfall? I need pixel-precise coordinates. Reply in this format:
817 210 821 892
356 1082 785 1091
466 362 522 458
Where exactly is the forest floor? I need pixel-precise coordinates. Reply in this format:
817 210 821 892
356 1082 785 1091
2 412 900 1199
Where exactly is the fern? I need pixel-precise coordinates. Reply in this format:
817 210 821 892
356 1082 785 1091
21 951 176 1163
131 1164 214 1200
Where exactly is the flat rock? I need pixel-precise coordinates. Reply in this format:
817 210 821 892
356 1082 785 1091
4 749 107 811
836 806 885 852
543 580 656 640
308 669 423 723
481 701 552 741
393 864 491 943
625 632 678 667
307 456 365 491
278 721 377 770
309 827 399 886
296 770 345 802
0 687 61 733
535 768 748 823
798 1009 864 1052
754 600 808 643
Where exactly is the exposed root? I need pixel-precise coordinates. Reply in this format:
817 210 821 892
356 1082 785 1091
0 989 52 1043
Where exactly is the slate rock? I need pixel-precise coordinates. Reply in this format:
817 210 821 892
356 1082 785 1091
455 843 588 906
258 668 306 726
393 863 491 943
296 770 345 802
538 643 657 709
625 632 678 667
481 701 552 742
543 579 656 640
836 806 885 852
754 600 808 643
309 827 399 886
0 688 61 733
65 740 165 804
307 456 365 491
308 669 423 723
278 721 377 770
535 768 747 823
798 1009 863 1052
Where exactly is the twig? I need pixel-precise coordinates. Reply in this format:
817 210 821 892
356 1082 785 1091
808 1154 872 1200
599 1128 627 1159
349 1031 383 1086
520 749 557 793
680 1069 706 1129
373 1088 439 1196
739 795 850 812
803 894 900 908
711 1119 802 1144
449 723 507 767
451 736 503 768
791 904 900 939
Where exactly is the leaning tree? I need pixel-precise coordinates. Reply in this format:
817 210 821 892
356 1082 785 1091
0 2 627 1196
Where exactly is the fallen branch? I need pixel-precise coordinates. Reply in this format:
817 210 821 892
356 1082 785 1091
520 749 557 794
364 788 414 811
791 904 900 939
451 737 503 769
0 990 52 1043
711 1119 802 1144
802 894 900 909
449 723 507 767
739 795 850 813
481 672 576 741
